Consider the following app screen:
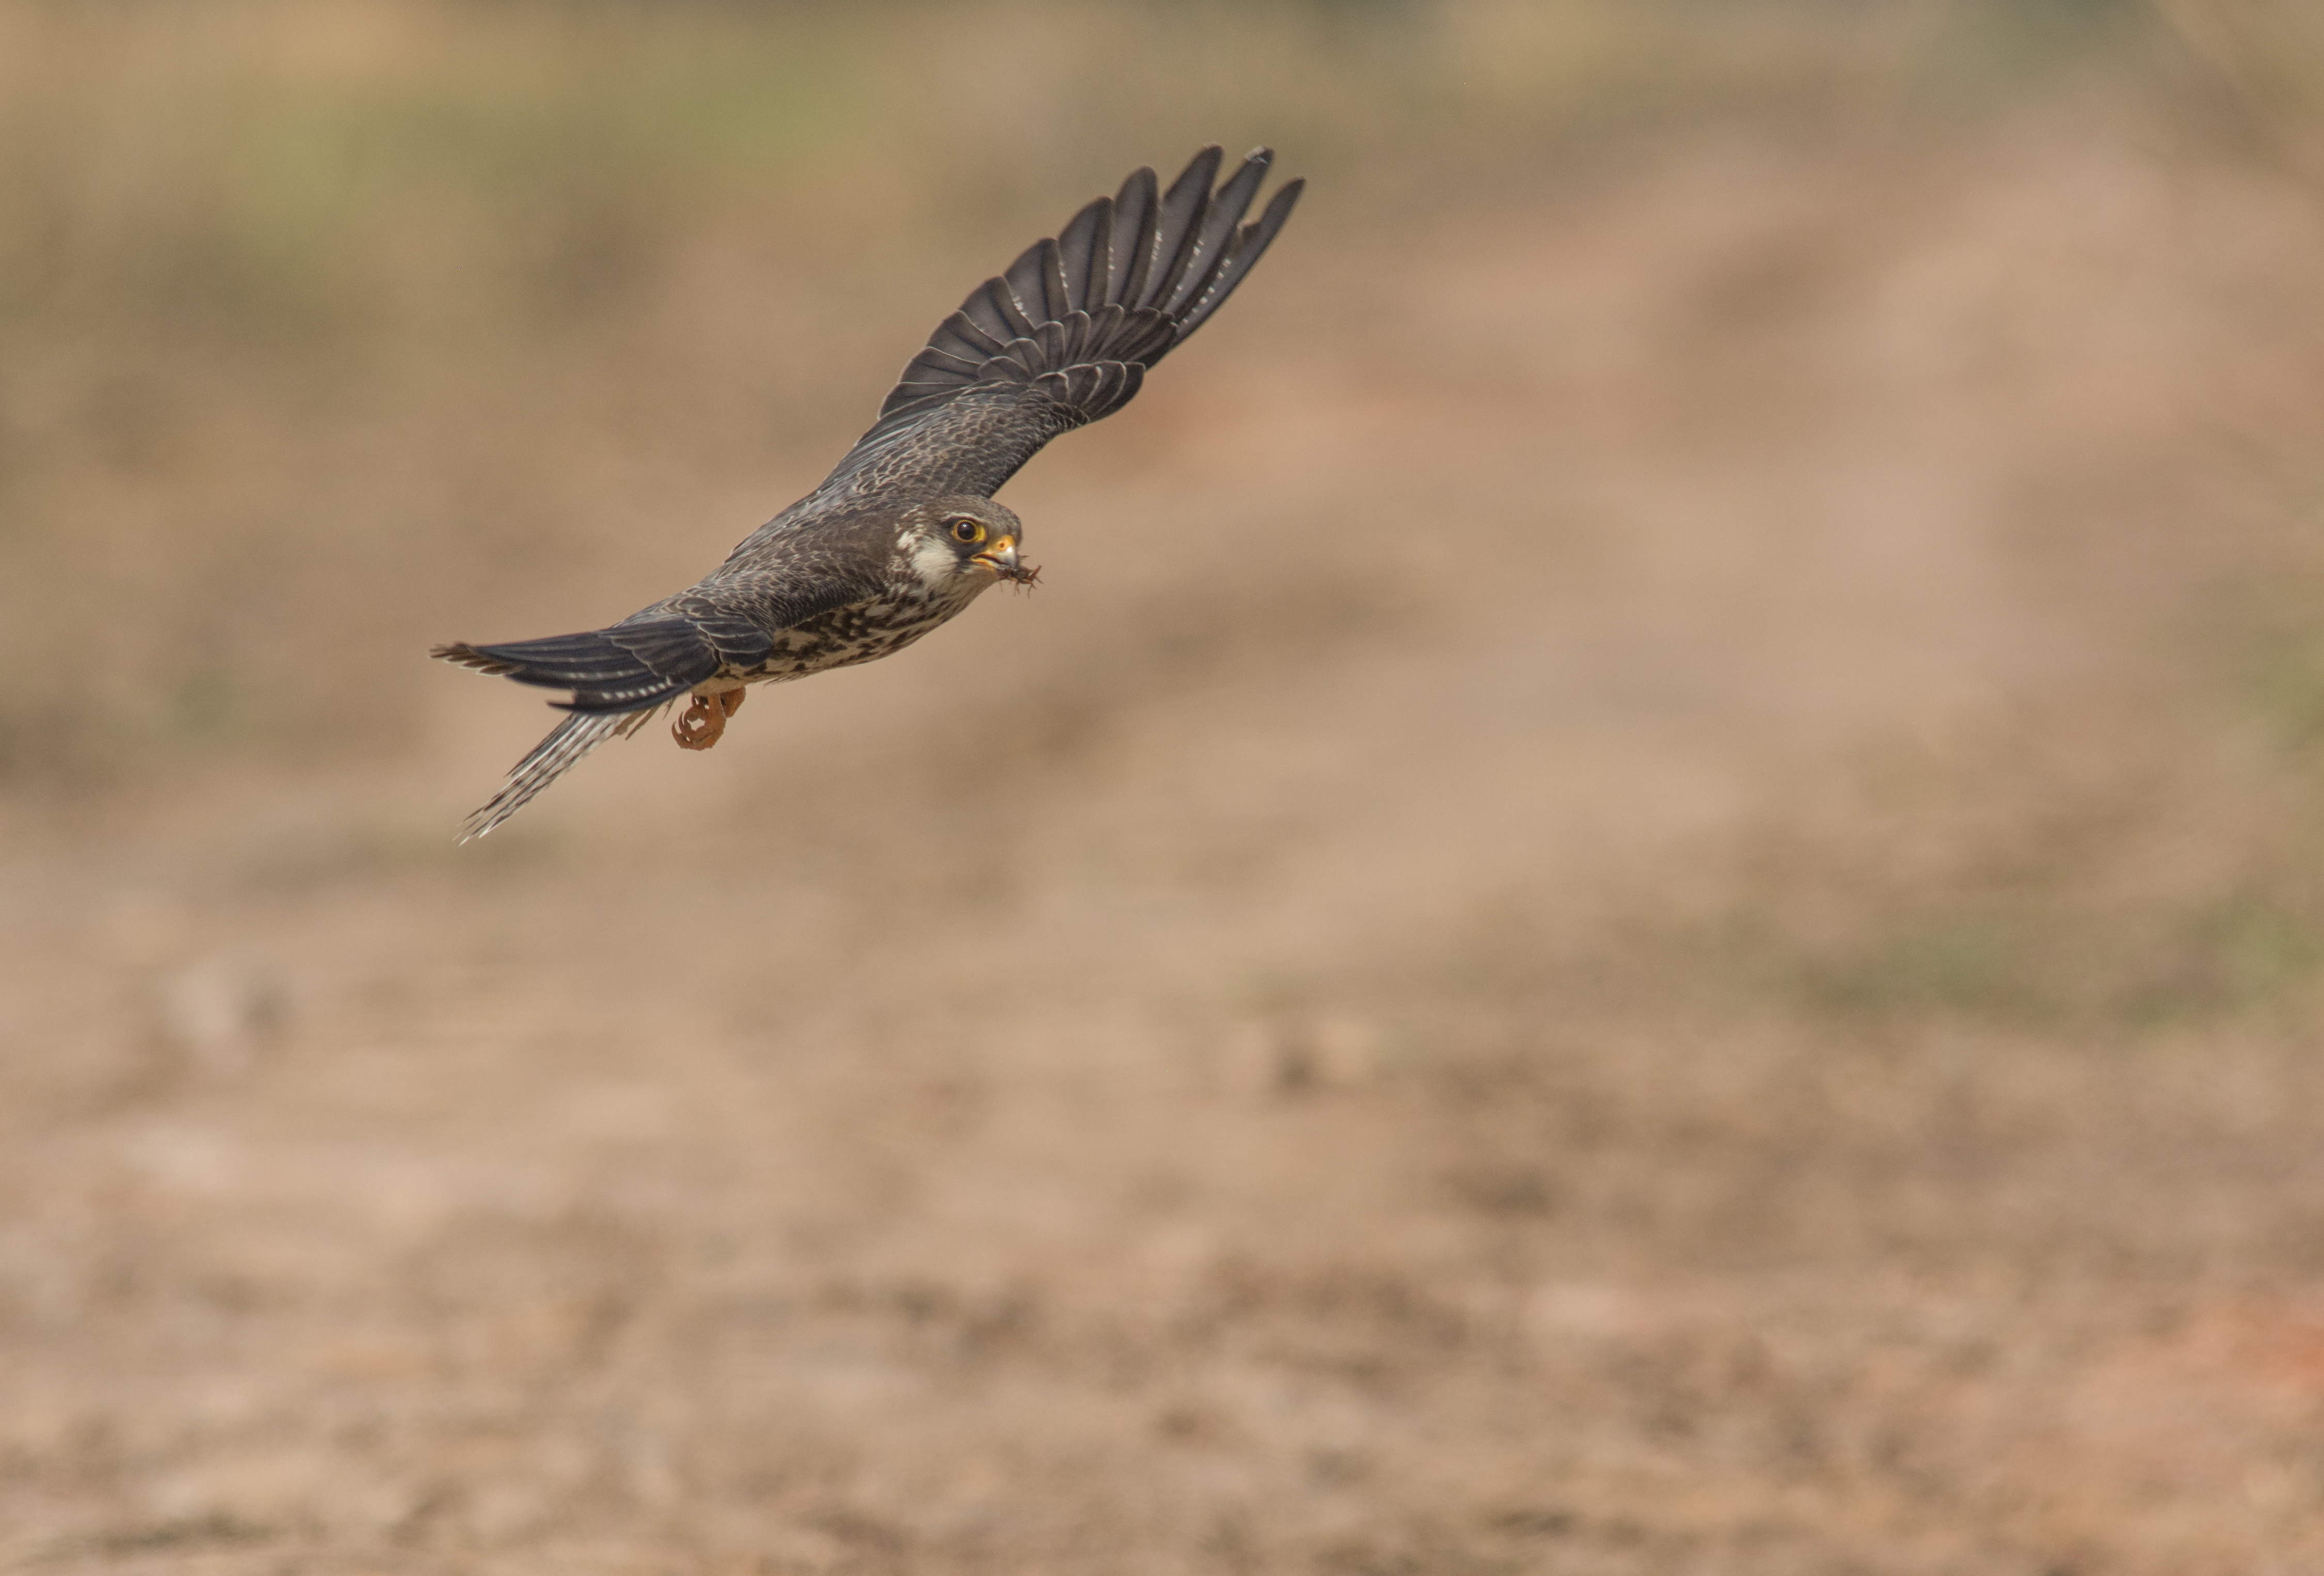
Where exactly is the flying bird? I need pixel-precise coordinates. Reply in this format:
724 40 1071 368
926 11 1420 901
434 145 1302 840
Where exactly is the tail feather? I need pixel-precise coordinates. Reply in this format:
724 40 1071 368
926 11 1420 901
435 613 773 839
458 710 639 843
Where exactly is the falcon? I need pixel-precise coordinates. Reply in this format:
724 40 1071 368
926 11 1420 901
434 145 1302 840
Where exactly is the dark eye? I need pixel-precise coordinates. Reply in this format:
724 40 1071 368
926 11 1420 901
948 518 983 545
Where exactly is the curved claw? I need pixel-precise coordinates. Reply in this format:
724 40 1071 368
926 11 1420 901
672 687 745 751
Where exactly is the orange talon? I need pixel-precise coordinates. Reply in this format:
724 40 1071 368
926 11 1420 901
672 686 745 751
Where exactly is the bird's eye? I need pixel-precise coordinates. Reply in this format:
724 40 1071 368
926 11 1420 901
949 518 984 545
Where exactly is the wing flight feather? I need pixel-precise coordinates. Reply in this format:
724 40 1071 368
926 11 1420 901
809 145 1303 508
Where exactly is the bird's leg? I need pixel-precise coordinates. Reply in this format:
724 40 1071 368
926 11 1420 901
672 699 719 750
672 686 745 751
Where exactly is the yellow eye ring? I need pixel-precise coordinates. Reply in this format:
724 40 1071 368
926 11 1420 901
948 518 984 545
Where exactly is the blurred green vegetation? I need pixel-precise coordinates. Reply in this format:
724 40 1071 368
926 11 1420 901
1773 888 2324 1028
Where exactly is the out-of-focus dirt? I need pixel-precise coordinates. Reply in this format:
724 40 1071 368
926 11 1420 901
6 9 2324 1573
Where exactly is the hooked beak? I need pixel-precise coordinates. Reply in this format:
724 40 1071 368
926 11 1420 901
971 535 1021 577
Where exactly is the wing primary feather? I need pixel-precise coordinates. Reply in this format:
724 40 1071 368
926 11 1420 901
1147 146 1224 314
1001 244 1054 332
1109 166 1160 308
954 285 1014 347
1177 177 1304 336
1163 148 1270 319
1039 237 1072 322
968 275 1039 341
1056 197 1109 309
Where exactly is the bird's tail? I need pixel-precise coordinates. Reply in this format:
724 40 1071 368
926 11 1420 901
458 708 657 843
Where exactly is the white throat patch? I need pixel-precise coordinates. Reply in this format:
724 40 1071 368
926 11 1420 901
904 530 964 590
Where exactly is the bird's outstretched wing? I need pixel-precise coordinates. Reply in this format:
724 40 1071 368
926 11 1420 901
433 554 885 712
433 612 771 715
807 145 1302 509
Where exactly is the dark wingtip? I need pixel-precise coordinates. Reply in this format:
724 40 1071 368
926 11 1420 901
842 141 1305 489
1174 144 1226 191
431 642 516 675
1250 176 1306 246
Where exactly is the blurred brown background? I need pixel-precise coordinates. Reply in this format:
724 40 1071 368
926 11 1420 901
5 1 2324 1570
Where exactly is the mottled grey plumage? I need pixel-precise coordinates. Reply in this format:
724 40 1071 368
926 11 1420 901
435 146 1300 841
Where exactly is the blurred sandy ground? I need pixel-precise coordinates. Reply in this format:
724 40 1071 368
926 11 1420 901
6 1 2324 1570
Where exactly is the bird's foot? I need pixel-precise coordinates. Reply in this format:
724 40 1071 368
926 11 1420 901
673 687 745 751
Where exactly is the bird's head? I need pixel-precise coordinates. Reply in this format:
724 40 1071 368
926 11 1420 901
898 497 1035 591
